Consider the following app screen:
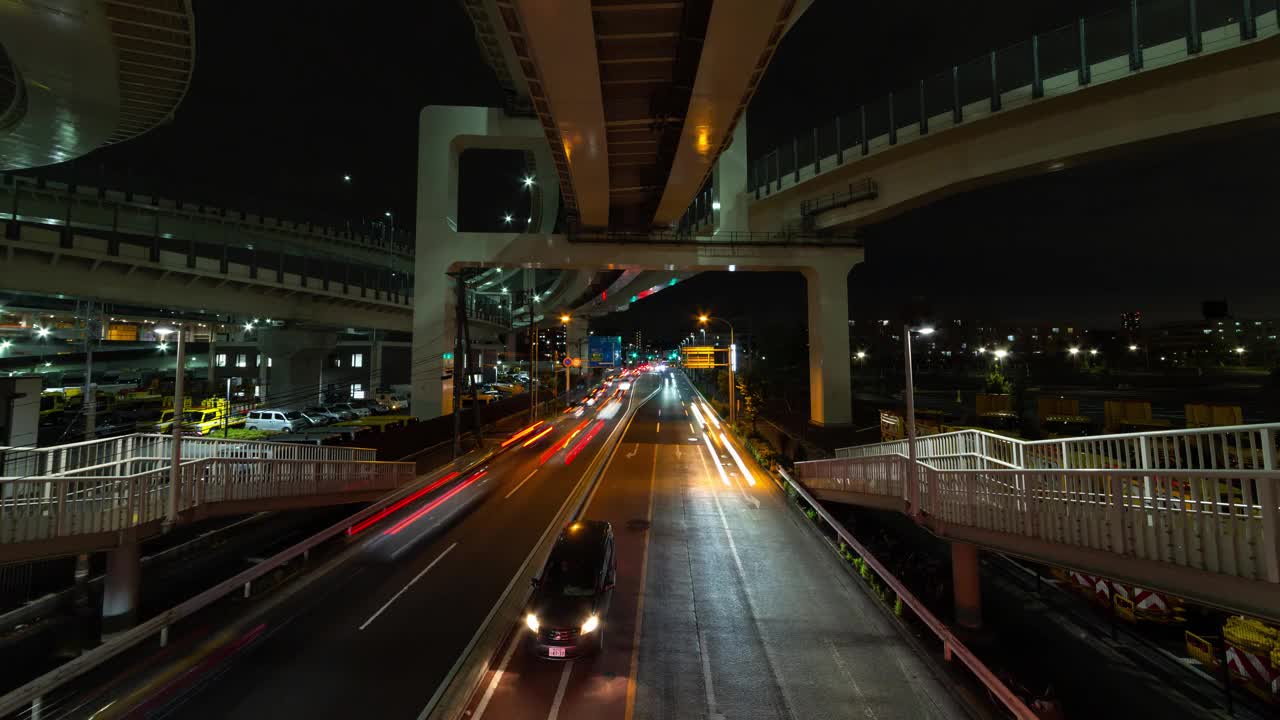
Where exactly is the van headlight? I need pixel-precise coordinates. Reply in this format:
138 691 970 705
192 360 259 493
580 614 599 634
525 613 540 632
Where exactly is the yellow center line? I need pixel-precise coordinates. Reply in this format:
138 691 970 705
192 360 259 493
624 444 660 720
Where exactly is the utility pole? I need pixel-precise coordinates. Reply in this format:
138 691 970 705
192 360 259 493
529 293 539 421
451 272 465 458
463 272 482 446
165 323 186 530
81 300 98 440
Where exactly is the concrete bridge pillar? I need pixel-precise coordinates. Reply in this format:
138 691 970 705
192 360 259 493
257 328 338 407
369 330 383 392
803 262 855 426
411 105 560 420
101 540 140 638
951 542 983 629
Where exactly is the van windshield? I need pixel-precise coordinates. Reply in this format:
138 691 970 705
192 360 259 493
285 411 303 420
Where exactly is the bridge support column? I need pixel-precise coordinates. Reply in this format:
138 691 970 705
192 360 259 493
258 328 337 406
411 273 455 420
369 330 383 392
412 106 560 421
102 541 140 638
803 262 855 426
951 542 982 629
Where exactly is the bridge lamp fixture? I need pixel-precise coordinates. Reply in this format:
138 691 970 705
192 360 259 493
914 326 935 336
1235 346 1246 354
1068 347 1080 356
522 176 535 188
503 214 513 224
855 351 867 360
1089 349 1099 356
242 322 255 333
157 342 169 352
976 346 986 354
560 314 571 324
43 361 51 368
0 339 10 350
35 326 50 338
1128 344 1139 351
342 174 352 183
993 349 1009 360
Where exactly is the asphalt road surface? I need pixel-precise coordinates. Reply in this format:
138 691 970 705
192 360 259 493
465 371 966 720
110 379 650 719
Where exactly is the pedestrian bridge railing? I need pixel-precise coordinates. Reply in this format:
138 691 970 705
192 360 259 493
0 456 415 561
837 423 1280 474
800 423 1280 621
0 433 378 479
0 435 409 561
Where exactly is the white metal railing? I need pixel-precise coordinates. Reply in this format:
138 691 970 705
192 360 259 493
0 457 414 547
0 433 378 479
796 453 1280 587
836 423 1280 475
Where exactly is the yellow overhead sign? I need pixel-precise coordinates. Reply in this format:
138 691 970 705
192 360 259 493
681 346 716 369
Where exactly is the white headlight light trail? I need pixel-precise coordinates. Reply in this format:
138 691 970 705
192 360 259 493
720 432 755 487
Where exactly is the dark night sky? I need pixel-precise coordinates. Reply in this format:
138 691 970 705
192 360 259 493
14 0 1280 342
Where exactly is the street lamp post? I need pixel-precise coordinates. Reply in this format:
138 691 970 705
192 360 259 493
903 324 935 517
698 315 735 427
156 324 185 529
560 314 572 394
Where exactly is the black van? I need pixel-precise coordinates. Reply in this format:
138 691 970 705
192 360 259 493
525 520 616 658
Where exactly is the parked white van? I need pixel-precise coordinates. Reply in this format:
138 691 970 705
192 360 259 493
245 409 308 433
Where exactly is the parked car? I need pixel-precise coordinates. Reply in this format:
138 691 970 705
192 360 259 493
332 402 371 418
350 399 388 415
323 404 358 421
298 410 332 427
374 392 408 411
302 406 343 423
525 521 615 659
245 409 308 433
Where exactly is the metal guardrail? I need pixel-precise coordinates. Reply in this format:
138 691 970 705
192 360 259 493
775 466 1036 719
750 2 1278 201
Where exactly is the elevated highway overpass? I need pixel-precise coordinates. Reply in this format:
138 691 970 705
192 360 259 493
417 0 1280 431
746 4 1280 232
1 175 414 332
0 0 195 171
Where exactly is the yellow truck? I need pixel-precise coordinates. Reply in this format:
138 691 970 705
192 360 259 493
155 398 243 435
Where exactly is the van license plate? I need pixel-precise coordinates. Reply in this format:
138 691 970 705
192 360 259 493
548 646 566 658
